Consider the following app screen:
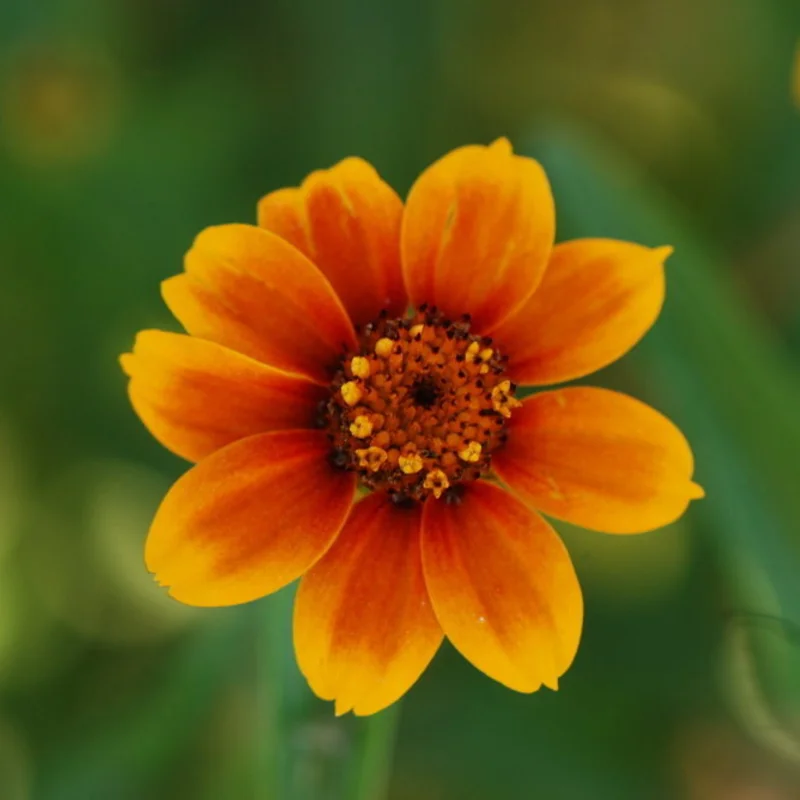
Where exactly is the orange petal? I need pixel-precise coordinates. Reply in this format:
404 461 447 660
494 388 704 534
257 158 406 327
146 430 355 607
421 481 582 693
293 492 443 716
493 239 669 385
120 330 326 463
401 138 555 333
162 224 357 382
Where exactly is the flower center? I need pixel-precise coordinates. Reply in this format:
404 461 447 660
322 305 521 503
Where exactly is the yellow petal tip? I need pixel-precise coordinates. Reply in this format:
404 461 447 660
653 245 675 262
489 136 513 155
119 353 134 376
333 699 352 717
688 481 705 500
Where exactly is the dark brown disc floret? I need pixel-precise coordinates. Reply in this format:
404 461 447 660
322 306 522 502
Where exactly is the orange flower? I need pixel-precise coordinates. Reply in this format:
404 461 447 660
121 139 703 715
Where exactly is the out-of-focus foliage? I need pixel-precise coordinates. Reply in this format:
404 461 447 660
0 0 798 798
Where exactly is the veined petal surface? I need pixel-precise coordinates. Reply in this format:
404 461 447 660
162 224 356 382
294 492 442 716
402 139 555 333
121 330 325 462
146 430 355 606
421 481 583 693
258 157 406 327
493 388 704 534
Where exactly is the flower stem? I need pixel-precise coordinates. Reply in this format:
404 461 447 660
257 588 402 800
257 586 296 799
345 703 402 800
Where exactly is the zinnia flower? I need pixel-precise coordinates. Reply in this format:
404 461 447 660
121 139 703 716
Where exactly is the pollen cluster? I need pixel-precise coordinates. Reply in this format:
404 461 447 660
322 305 521 503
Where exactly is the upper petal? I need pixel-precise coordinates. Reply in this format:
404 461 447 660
146 430 355 607
121 330 326 463
293 492 443 716
401 139 555 333
421 481 583 693
493 387 704 534
257 158 406 327
162 224 357 382
492 239 669 386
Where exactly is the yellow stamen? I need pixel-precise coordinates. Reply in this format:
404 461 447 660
374 337 394 357
458 441 482 463
465 341 494 373
341 381 363 406
423 469 450 499
409 324 425 339
349 415 373 438
350 356 371 379
491 380 522 418
355 446 388 472
398 452 423 474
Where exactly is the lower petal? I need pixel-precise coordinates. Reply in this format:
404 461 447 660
121 330 326 463
421 481 583 693
493 387 704 534
146 430 355 607
294 492 442 716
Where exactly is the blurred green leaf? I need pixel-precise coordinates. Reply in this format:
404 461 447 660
724 613 800 764
38 612 250 800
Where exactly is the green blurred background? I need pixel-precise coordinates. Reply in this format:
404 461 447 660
1 0 799 797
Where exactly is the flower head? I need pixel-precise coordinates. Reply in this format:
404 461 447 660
121 139 703 715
